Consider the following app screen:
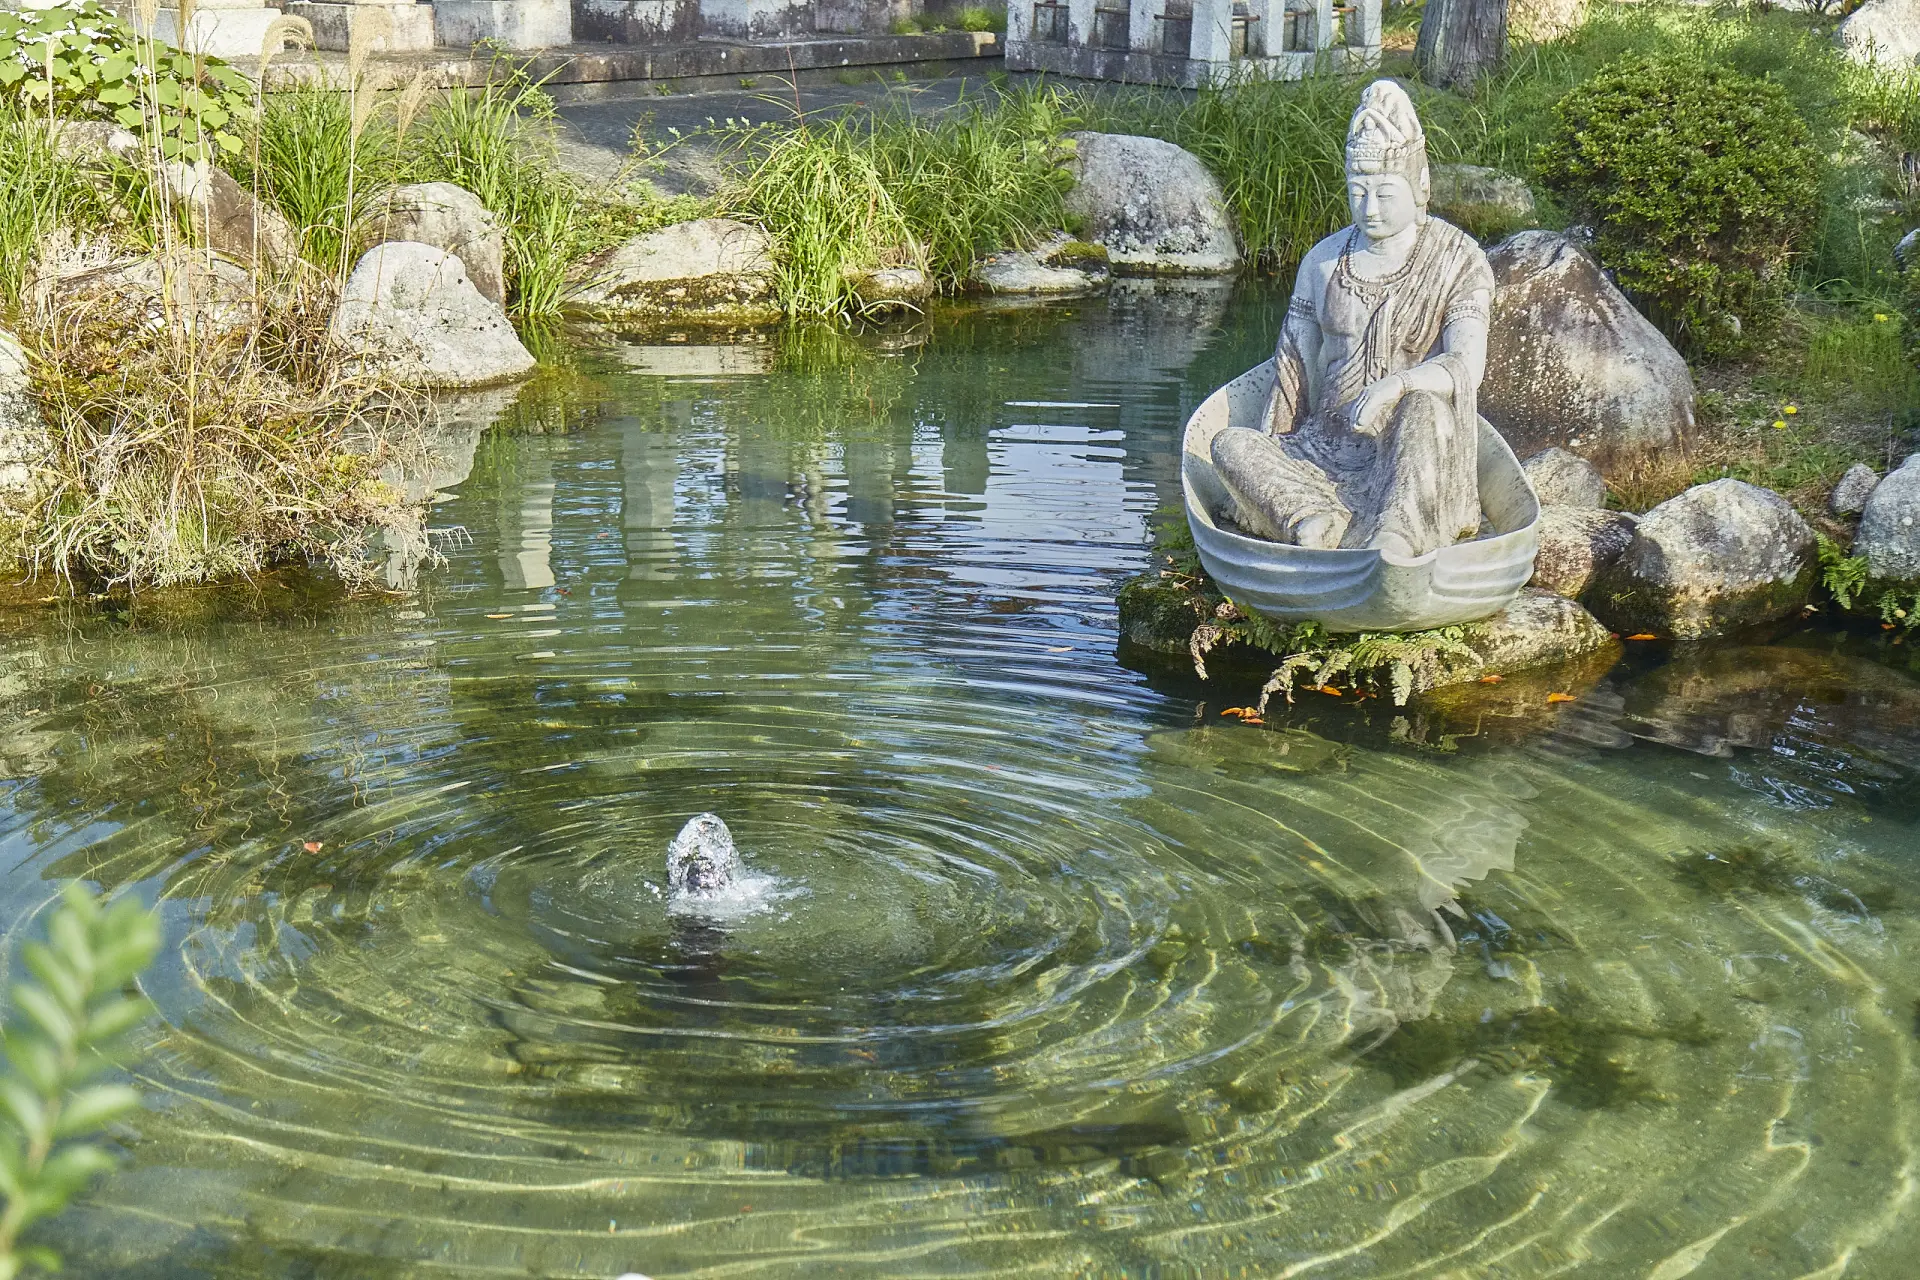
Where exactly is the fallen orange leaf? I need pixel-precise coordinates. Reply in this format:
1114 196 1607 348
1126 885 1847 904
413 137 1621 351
1478 674 1504 684
1626 633 1659 641
1316 686 1342 697
1240 716 1265 726
1547 693 1576 704
302 841 324 853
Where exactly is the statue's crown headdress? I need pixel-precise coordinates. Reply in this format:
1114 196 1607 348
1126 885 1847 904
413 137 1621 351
1345 80 1427 175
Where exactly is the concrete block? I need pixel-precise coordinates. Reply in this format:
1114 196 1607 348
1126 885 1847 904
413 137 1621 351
294 1 438 52
141 6 285 58
434 0 573 48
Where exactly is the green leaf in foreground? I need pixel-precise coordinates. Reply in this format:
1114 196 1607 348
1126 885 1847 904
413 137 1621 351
0 883 159 1279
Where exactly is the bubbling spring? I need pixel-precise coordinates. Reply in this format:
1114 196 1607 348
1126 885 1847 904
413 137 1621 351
0 295 1916 1277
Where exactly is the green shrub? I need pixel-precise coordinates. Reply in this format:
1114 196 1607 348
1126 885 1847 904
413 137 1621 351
0 0 251 162
0 882 160 1278
956 6 1006 33
1537 54 1819 357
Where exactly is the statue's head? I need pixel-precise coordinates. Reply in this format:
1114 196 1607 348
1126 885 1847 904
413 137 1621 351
1344 80 1429 242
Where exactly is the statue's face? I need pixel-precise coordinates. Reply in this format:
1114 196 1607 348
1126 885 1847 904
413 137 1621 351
1346 170 1420 241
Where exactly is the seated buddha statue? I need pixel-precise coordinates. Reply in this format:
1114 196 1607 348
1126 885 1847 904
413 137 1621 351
1210 79 1496 560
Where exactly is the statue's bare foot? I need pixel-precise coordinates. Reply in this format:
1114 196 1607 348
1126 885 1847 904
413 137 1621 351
1370 531 1416 559
1292 513 1342 548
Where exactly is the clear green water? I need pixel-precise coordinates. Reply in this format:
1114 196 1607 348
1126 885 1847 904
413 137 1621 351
4 286 1920 1278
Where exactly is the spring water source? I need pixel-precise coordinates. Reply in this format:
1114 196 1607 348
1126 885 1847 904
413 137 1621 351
2 287 1918 1277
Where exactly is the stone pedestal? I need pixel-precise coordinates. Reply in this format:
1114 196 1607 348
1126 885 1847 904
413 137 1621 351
141 0 285 59
292 1 438 53
434 0 573 49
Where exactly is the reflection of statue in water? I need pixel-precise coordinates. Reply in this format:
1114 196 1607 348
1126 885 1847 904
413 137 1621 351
1211 80 1496 559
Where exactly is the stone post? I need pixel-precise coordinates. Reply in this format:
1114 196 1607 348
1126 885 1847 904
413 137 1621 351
1128 0 1157 52
140 0 286 59
1189 0 1233 63
289 0 437 53
434 0 574 49
1065 0 1096 47
1006 0 1034 43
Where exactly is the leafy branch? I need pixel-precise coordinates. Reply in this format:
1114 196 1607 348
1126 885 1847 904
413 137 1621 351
0 883 160 1279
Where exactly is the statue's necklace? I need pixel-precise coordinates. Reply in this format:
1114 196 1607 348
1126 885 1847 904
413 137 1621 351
1335 223 1426 305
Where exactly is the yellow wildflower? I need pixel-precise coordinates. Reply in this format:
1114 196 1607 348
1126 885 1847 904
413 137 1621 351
1784 405 1798 415
1875 313 1890 322
1772 420 1786 430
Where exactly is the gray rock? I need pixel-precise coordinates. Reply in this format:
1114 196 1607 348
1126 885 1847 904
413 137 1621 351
1483 231 1696 470
1454 588 1615 678
1522 447 1606 509
1509 0 1586 41
0 328 48 499
1062 132 1240 276
972 248 1102 295
1530 507 1637 600
52 250 257 337
848 265 932 313
1429 164 1535 225
568 218 778 320
1839 0 1920 67
1829 462 1881 518
50 120 140 165
160 162 299 271
1591 479 1816 638
1854 453 1920 581
330 242 536 389
364 183 507 305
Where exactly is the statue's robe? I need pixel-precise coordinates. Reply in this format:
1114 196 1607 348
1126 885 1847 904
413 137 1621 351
1212 217 1495 557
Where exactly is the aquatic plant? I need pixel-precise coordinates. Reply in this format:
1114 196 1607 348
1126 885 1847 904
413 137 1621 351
0 882 160 1278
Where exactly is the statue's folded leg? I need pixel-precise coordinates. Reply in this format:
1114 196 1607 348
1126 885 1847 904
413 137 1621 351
1209 428 1351 548
1362 390 1482 558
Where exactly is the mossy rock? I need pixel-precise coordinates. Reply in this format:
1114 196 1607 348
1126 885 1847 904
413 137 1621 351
1042 239 1112 272
1116 573 1210 657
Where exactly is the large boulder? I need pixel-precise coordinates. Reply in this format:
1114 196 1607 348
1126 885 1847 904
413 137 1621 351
0 328 48 499
1854 453 1920 582
1482 231 1696 470
568 218 778 320
161 162 298 272
1591 479 1816 638
1530 507 1637 600
1454 588 1615 678
1062 133 1240 276
364 183 507 305
1838 0 1920 67
330 242 535 389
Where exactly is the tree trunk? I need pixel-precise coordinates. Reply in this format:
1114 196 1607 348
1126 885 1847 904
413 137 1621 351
1416 0 1509 89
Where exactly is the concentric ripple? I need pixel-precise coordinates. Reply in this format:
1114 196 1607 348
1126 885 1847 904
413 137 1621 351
1 295 1918 1277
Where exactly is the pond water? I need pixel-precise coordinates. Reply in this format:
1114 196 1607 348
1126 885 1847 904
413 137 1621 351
3 284 1920 1278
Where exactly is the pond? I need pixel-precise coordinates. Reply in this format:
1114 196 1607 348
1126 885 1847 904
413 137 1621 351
3 283 1919 1277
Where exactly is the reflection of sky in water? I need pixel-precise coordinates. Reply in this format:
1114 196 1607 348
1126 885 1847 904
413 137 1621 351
0 286 1918 1276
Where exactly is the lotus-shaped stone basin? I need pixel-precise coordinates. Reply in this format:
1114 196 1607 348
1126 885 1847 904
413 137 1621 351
1183 362 1542 632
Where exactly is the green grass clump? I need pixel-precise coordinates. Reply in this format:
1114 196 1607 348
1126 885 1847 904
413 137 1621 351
722 83 1074 317
236 84 397 273
0 110 102 309
957 5 1007 32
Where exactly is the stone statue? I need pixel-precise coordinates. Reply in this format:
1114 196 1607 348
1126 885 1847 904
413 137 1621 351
1210 80 1495 560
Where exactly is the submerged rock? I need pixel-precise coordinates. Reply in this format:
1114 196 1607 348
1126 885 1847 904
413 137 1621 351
365 182 507 306
1522 447 1607 510
847 265 932 313
1854 453 1920 582
1531 507 1638 600
1829 462 1881 518
330 242 535 389
1591 479 1816 638
568 218 779 321
667 813 742 897
1838 0 1920 67
1062 133 1240 276
1482 231 1695 470
972 248 1103 296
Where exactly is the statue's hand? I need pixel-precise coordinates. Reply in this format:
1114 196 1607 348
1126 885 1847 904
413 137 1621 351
1349 375 1406 436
